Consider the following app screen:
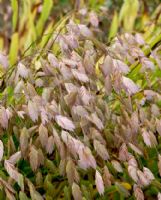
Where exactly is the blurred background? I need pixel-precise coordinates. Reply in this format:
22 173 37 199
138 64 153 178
0 0 160 65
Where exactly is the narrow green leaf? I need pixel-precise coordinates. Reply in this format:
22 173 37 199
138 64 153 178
108 11 118 40
64 186 71 200
105 185 117 194
119 0 139 31
39 22 54 49
9 32 19 65
19 191 30 200
36 0 53 37
11 0 18 31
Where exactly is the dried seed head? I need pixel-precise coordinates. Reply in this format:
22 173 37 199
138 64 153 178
95 170 104 195
94 140 109 160
119 143 129 162
134 184 144 200
143 167 155 181
137 170 150 187
103 166 112 186
128 165 138 182
72 182 82 200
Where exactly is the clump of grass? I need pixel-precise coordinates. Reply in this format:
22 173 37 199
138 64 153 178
0 1 161 199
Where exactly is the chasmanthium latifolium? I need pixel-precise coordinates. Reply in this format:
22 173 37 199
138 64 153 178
0 5 161 200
